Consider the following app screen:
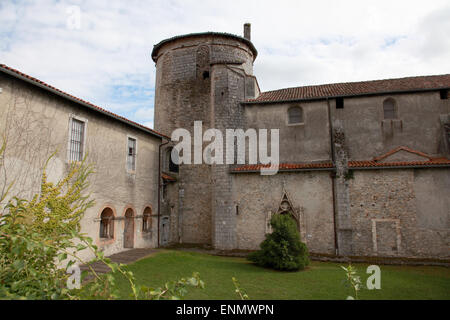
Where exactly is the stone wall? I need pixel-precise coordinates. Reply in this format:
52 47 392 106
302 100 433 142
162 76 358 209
232 171 336 254
329 92 450 160
349 168 450 259
210 64 248 249
243 100 331 163
152 32 449 260
153 34 255 247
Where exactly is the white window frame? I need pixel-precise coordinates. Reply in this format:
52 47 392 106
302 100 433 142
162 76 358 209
126 135 138 173
67 114 88 163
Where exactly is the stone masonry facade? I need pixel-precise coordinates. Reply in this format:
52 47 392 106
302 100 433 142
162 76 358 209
153 26 450 261
1 25 448 263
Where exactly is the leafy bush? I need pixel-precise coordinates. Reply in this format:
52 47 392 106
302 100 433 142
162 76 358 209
0 150 95 299
248 214 309 271
0 139 203 300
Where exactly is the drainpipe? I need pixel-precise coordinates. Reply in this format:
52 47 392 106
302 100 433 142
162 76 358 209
327 97 339 256
158 139 170 247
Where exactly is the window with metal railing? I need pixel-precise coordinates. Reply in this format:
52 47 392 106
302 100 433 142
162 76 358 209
69 118 85 162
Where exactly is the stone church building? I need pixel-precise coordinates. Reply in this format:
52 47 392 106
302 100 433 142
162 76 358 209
0 24 449 262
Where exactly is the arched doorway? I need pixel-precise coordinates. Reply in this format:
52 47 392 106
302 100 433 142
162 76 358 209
99 207 114 239
123 208 135 248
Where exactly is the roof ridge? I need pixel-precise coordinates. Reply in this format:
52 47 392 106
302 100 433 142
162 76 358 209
259 73 450 95
247 73 450 103
151 31 258 62
373 146 433 162
0 64 169 139
231 158 450 172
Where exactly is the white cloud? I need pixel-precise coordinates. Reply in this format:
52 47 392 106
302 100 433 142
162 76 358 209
1 0 449 127
134 108 154 122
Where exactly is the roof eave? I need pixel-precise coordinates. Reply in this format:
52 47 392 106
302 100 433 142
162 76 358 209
349 164 450 170
151 32 258 62
242 87 450 105
0 66 168 140
230 163 450 173
230 167 336 173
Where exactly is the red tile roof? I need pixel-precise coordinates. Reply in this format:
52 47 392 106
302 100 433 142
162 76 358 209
162 173 177 182
230 162 334 172
349 158 450 168
230 146 450 172
231 158 450 173
0 64 169 139
372 146 433 162
246 74 450 104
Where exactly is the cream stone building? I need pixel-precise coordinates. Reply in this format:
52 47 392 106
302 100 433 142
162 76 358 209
0 64 167 260
1 24 449 263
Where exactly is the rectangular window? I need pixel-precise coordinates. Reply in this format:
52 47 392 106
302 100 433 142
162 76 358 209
69 118 85 162
336 97 344 109
127 137 136 171
440 89 448 100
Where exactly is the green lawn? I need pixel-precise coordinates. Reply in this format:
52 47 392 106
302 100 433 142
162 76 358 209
113 249 450 300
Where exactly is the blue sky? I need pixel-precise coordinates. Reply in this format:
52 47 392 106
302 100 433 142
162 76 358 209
1 0 449 128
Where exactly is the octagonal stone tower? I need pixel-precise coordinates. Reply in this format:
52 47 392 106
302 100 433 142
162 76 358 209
152 25 259 249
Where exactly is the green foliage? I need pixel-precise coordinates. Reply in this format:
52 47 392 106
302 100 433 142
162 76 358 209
0 149 95 299
232 277 249 300
139 272 204 300
344 170 354 180
248 214 309 271
0 142 203 300
341 264 364 300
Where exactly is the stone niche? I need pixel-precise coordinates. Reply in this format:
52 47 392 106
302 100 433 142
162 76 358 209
245 76 256 99
372 219 401 256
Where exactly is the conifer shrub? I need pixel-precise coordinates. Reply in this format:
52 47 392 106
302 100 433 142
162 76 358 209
248 214 309 271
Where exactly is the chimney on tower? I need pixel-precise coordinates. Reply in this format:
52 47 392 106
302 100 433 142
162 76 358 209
243 23 251 40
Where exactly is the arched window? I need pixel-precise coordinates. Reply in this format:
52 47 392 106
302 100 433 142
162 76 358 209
167 147 179 173
100 208 114 239
288 106 304 124
383 98 397 119
142 207 152 233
